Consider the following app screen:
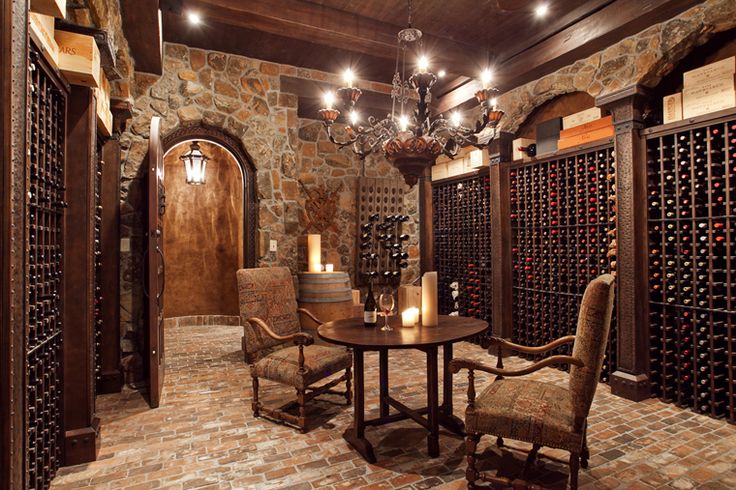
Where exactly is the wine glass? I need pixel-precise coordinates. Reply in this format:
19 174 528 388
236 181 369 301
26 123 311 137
378 288 395 332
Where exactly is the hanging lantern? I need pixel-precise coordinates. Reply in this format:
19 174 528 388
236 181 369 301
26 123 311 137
180 141 208 185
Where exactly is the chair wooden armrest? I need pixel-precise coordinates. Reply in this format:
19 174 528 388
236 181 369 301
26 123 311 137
297 307 323 326
450 355 583 377
449 355 584 410
488 335 576 355
247 317 315 346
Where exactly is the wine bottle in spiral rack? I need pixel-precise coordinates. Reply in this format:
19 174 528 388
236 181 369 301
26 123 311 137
364 280 377 327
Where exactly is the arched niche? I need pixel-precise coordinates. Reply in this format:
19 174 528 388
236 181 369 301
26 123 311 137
162 124 258 269
515 91 600 139
647 28 736 126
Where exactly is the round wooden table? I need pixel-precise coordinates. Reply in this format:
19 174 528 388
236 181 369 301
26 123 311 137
318 315 488 463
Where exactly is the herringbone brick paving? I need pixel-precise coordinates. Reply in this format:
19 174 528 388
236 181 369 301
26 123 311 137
51 324 736 489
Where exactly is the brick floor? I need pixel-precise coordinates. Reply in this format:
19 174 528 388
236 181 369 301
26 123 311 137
51 324 736 489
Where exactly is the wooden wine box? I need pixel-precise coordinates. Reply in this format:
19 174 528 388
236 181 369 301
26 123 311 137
30 0 66 19
682 56 735 86
95 71 112 136
54 30 101 88
562 107 602 129
663 93 683 124
512 137 535 161
464 149 489 170
29 12 59 67
682 75 735 119
559 116 613 139
558 125 614 150
446 159 465 178
431 162 448 181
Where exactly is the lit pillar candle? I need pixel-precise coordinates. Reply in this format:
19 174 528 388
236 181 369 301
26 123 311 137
421 271 438 326
325 263 334 272
307 234 321 273
402 307 419 327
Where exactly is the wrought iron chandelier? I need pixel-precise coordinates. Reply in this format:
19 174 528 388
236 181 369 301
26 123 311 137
180 141 208 185
318 0 504 186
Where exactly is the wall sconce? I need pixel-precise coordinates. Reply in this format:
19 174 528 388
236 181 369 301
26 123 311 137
180 141 208 185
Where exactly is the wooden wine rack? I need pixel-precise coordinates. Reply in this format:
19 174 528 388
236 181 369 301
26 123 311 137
26 46 66 489
433 169 492 346
509 145 618 381
645 115 735 423
356 177 405 286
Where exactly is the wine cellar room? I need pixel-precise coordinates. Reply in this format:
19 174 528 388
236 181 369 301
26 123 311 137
3 1 736 489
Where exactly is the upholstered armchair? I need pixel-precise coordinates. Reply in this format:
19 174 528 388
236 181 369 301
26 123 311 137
450 274 615 489
236 267 352 432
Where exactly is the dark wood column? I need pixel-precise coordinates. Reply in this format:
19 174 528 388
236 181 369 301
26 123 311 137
489 132 514 338
1 1 28 487
98 139 122 394
596 85 651 401
63 86 100 464
419 166 434 274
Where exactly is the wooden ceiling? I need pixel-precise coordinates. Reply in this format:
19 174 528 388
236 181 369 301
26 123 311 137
127 0 701 117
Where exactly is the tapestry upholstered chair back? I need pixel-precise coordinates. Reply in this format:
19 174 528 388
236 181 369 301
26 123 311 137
568 273 615 429
237 267 301 360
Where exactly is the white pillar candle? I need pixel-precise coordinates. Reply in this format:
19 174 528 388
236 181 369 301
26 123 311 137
307 234 321 273
421 271 438 326
325 263 334 272
402 307 419 327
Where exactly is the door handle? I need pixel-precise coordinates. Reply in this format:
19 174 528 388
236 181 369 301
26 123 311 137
156 245 165 305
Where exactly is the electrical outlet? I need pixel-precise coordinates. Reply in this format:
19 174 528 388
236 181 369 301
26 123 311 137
269 239 278 252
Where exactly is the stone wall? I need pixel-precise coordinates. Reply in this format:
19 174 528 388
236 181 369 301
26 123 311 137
498 0 736 133
118 43 419 359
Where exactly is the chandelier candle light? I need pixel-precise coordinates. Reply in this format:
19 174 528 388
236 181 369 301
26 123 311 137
317 0 505 186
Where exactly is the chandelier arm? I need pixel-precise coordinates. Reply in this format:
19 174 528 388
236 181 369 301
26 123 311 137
325 124 358 148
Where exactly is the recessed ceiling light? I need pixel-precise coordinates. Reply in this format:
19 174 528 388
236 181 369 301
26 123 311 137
187 11 202 24
438 69 446 78
535 3 549 17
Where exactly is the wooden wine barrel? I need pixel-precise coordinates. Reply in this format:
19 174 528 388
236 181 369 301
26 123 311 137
297 272 355 331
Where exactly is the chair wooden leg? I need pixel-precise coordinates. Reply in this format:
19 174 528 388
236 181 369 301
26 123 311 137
496 436 504 447
345 366 352 405
580 433 590 469
522 443 541 476
251 376 260 417
465 432 481 489
569 451 580 490
297 389 307 433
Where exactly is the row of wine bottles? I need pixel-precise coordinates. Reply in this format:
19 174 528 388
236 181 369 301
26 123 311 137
94 157 104 384
646 120 736 423
434 173 492 345
510 147 618 381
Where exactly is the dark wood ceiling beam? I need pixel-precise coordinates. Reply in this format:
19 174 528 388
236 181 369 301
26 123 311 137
175 0 481 76
162 11 398 82
435 0 701 114
121 0 163 75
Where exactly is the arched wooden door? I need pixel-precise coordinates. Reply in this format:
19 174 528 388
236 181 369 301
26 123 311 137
146 116 166 408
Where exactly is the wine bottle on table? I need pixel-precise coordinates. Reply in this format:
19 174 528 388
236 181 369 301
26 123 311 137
364 280 377 327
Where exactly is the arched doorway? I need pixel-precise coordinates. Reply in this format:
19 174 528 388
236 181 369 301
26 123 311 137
161 126 258 319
